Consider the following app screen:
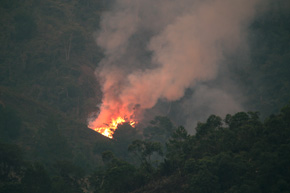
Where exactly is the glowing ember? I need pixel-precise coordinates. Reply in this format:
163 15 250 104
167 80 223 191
90 116 136 139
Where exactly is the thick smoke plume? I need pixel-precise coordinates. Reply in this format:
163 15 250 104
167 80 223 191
89 0 262 131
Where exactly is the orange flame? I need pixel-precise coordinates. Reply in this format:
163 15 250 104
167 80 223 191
88 101 139 139
90 116 136 139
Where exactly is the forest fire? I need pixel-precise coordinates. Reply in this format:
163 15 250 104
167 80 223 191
87 94 139 139
89 116 136 139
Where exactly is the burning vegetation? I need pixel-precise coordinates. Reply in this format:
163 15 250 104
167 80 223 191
89 116 136 138
87 0 262 138
88 103 138 138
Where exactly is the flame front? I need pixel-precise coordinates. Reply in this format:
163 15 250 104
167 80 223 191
88 97 139 139
90 116 136 139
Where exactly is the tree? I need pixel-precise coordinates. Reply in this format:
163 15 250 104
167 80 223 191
144 116 174 143
91 152 141 193
165 126 190 173
196 115 222 138
34 117 72 162
0 143 23 193
128 140 163 168
188 169 219 193
13 11 37 42
0 142 23 182
51 160 85 193
0 106 21 141
113 123 141 158
21 163 51 193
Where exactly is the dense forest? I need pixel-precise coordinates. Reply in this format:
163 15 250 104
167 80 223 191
1 104 290 192
0 0 290 193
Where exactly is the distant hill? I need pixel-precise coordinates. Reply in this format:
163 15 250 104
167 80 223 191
0 0 112 170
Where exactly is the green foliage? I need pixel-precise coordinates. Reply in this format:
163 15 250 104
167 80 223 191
166 126 189 163
196 115 222 137
112 123 142 158
90 151 146 193
234 1 290 115
34 117 72 162
0 0 102 121
0 105 21 141
93 139 114 155
51 160 84 193
126 104 290 193
13 11 37 42
0 1 289 192
21 163 51 193
101 151 115 164
128 140 163 169
188 168 219 193
1 105 289 193
0 142 23 193
0 0 19 9
144 116 174 144
0 142 23 182
0 142 87 193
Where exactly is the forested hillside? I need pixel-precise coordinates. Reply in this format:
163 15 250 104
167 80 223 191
0 0 112 170
237 1 290 115
0 0 290 193
94 105 290 193
0 0 107 119
1 104 290 192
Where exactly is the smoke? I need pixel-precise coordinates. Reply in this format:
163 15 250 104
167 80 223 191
89 0 263 130
180 85 244 133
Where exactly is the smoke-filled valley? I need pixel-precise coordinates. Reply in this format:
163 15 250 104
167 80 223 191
0 0 290 192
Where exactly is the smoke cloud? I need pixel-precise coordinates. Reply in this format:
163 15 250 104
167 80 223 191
89 0 263 131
